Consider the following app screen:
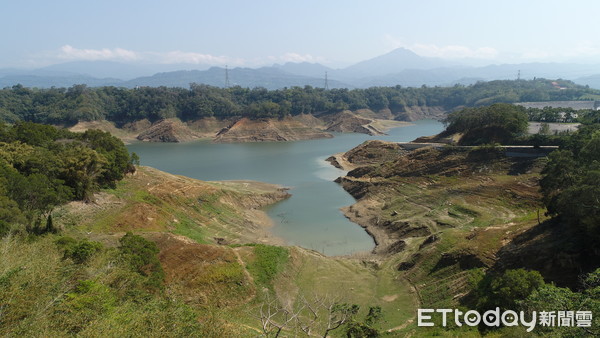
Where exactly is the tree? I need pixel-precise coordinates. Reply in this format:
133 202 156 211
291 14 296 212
0 195 26 236
445 103 529 145
80 129 133 187
540 130 600 245
256 293 365 337
60 145 108 201
6 172 71 232
345 306 382 337
476 269 545 311
538 122 551 135
521 269 600 336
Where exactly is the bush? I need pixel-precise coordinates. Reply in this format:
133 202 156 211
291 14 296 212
475 269 545 311
118 232 165 291
55 236 103 264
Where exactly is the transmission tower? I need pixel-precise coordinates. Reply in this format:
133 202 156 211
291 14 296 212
517 69 521 80
324 71 329 90
225 65 230 88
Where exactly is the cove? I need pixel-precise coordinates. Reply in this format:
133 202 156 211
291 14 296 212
127 119 444 256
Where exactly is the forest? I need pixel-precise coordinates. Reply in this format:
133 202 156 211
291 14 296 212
0 78 597 126
0 122 137 236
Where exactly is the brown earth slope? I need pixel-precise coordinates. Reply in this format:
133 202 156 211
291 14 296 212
68 109 420 144
213 116 333 143
330 140 557 314
334 142 544 254
136 118 205 142
321 110 386 136
56 166 290 245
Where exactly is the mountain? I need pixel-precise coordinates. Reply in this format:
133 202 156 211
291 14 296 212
273 62 334 78
0 74 122 88
1 49 600 90
122 66 352 89
574 74 600 89
353 62 600 88
339 48 454 79
40 61 156 80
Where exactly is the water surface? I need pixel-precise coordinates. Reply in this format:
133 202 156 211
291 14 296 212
127 119 444 255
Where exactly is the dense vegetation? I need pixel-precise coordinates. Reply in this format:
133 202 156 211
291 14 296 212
539 111 600 249
0 78 597 125
525 106 584 123
0 232 226 336
0 121 137 236
471 268 599 336
444 103 529 145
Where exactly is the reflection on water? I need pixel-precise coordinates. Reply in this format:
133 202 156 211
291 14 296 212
127 119 444 255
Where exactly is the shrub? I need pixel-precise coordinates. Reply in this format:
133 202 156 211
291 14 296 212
475 268 545 311
118 232 165 291
55 236 103 264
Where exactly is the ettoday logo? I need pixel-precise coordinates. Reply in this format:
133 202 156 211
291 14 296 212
418 308 593 332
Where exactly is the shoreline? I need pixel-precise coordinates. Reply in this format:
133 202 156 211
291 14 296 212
68 116 416 145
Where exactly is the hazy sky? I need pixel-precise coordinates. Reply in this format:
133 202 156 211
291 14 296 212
3 0 600 69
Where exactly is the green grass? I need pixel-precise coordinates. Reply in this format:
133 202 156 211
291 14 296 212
246 244 289 288
171 213 208 244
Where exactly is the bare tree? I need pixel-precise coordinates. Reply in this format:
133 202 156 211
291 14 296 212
257 293 303 337
257 292 360 337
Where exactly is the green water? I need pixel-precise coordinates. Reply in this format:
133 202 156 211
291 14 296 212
127 119 444 255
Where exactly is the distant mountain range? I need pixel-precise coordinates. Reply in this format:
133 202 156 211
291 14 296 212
1 48 600 90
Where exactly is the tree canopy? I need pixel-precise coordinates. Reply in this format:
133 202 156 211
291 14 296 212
540 119 600 248
0 122 137 234
0 79 596 125
444 103 529 145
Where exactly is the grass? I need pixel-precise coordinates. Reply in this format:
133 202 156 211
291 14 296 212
246 244 289 288
54 167 276 245
283 248 416 332
0 234 229 337
171 213 208 244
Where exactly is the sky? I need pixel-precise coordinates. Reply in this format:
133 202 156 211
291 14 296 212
2 0 600 69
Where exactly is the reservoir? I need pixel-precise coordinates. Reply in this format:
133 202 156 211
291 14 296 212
127 119 444 255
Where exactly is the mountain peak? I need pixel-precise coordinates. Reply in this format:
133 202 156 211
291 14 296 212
387 47 421 56
342 47 449 78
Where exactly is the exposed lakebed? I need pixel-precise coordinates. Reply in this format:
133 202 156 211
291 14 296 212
127 119 444 255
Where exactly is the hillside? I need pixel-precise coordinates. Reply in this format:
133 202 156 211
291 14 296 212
55 166 291 244
213 116 333 143
334 142 545 255
329 139 599 335
67 111 409 144
5 165 417 336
